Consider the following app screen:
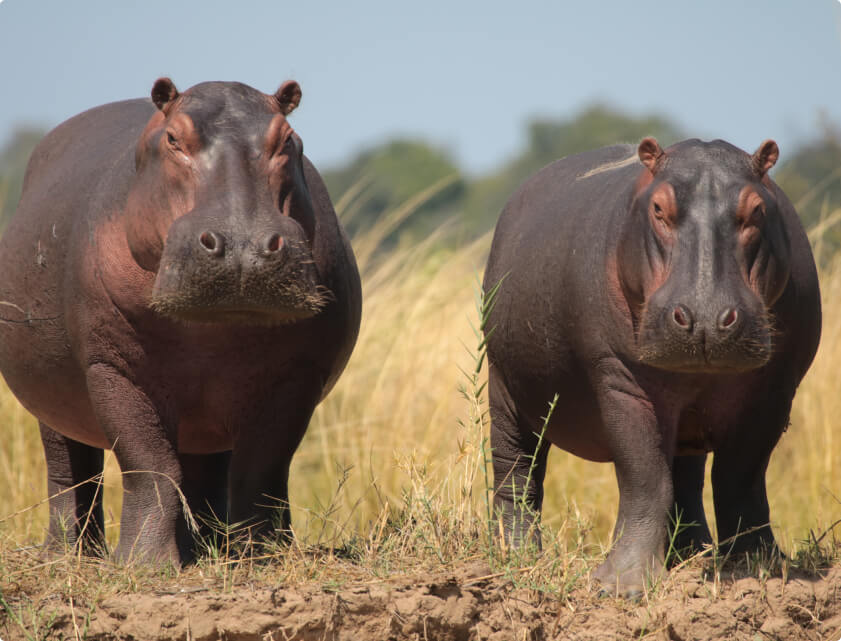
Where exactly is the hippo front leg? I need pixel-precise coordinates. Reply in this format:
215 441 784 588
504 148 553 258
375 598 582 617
593 361 674 596
86 363 184 565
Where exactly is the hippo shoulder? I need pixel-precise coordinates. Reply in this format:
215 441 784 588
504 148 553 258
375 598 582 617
21 98 154 199
495 144 641 242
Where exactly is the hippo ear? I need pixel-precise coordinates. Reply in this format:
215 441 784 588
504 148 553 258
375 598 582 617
275 81 302 116
638 137 665 173
751 139 779 177
151 78 179 112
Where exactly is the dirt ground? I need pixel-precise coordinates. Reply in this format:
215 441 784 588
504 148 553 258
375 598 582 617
3 560 840 641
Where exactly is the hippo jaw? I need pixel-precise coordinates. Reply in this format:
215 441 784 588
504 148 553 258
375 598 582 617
149 282 330 326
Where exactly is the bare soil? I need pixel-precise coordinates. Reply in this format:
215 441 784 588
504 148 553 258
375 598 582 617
3 559 840 641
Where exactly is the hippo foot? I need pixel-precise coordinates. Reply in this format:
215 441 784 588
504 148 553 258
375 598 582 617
40 527 107 560
597 584 643 602
112 538 181 568
719 536 784 567
592 554 665 599
38 539 104 561
667 531 713 567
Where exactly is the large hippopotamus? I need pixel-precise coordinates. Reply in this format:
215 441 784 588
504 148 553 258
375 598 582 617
483 137 821 595
0 78 361 563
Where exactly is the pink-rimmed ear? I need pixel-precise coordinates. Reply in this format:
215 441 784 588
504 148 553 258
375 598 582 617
751 140 779 177
275 81 302 116
638 137 665 174
151 77 179 112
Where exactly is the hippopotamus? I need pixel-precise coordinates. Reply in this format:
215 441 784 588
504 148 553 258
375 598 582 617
483 137 821 595
0 78 361 564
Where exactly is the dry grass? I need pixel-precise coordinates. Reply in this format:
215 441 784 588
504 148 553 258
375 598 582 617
0 181 840 604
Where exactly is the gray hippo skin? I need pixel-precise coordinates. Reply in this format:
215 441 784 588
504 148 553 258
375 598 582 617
0 79 361 563
483 137 821 595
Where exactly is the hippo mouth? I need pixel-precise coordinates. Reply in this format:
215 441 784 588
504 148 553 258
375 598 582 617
636 329 773 374
149 270 331 326
637 351 771 374
149 294 329 325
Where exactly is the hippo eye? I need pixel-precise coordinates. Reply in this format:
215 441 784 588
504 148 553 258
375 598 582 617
278 133 302 158
652 201 667 221
282 134 300 155
744 204 765 228
165 130 181 150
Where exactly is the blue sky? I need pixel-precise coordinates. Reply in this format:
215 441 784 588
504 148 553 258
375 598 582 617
1 0 839 174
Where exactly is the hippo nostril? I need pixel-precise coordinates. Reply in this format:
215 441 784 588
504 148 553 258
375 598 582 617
199 231 225 257
260 233 285 257
267 233 283 252
672 304 693 331
718 307 739 331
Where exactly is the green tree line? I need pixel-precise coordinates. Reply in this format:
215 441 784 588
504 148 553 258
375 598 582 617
1 108 839 252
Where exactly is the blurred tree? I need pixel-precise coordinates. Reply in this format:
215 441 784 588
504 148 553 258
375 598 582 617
460 104 684 233
322 139 465 246
0 127 45 230
322 106 685 247
774 118 841 256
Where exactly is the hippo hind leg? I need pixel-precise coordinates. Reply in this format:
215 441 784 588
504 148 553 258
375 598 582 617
39 422 105 555
227 380 322 546
488 364 550 550
711 395 792 559
178 451 231 561
668 453 712 564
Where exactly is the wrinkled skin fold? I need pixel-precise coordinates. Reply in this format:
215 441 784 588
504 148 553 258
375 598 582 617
483 137 821 597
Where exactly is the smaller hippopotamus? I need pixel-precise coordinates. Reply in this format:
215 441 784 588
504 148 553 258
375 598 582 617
483 137 821 596
0 78 361 564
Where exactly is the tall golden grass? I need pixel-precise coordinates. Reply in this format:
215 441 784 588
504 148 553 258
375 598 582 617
0 180 839 558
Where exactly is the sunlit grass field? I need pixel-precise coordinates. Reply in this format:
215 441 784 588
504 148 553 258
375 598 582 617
0 181 839 561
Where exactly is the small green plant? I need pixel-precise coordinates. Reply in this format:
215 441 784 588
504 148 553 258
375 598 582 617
456 274 505 546
0 591 59 641
510 392 558 554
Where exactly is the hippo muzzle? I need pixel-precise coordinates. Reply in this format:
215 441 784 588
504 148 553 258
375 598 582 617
150 210 328 324
636 282 773 373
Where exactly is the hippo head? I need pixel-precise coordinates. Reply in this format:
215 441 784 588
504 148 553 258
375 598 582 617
617 138 790 373
126 78 327 324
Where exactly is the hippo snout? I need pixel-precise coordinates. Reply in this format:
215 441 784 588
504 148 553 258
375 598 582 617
639 296 772 372
150 215 327 324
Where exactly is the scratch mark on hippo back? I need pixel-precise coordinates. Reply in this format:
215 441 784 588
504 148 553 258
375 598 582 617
575 153 639 181
0 301 26 315
0 300 62 325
